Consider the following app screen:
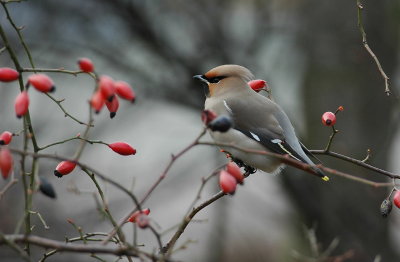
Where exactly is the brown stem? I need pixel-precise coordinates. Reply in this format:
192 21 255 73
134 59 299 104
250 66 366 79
162 191 226 256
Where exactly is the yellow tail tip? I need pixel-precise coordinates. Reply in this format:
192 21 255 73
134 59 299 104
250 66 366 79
322 176 330 182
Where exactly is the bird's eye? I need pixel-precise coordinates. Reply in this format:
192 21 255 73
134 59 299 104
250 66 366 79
208 76 226 83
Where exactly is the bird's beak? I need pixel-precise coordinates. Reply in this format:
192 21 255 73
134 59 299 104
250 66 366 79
193 74 209 84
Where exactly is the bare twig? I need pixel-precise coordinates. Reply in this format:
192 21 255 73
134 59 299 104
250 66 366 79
0 233 31 262
29 211 49 230
82 168 129 247
324 126 338 152
185 165 223 215
162 190 226 256
140 127 207 204
40 233 119 262
0 172 18 200
38 136 80 151
310 150 399 179
1 2 35 68
356 0 390 95
148 225 164 252
0 234 168 261
44 93 92 126
67 219 86 244
22 67 94 78
361 149 371 163
102 128 207 245
8 148 142 209
320 166 392 187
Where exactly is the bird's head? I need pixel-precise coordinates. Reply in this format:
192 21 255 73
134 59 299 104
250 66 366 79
194 65 254 97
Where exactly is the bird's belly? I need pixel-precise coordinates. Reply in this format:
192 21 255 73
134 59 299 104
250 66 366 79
209 129 282 173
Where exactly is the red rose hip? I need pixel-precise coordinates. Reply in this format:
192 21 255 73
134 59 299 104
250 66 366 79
322 112 336 126
105 95 119 119
28 74 55 93
248 79 267 92
108 142 136 155
0 67 19 82
14 91 30 118
0 147 13 179
226 162 244 184
90 90 105 114
54 161 77 177
78 58 94 73
219 170 237 194
393 191 400 209
99 75 115 102
127 208 151 223
114 81 136 102
0 131 13 145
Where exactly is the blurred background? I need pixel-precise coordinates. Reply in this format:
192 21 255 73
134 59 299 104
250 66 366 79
1 0 400 261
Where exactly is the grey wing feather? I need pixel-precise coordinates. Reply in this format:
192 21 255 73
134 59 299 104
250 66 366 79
225 96 312 164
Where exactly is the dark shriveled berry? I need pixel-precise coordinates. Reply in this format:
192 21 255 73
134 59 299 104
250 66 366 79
208 115 233 132
39 176 57 199
380 199 392 217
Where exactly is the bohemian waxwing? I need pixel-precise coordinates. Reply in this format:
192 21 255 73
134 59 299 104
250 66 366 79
194 64 328 180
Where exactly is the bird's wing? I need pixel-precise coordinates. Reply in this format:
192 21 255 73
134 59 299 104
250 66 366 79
225 96 309 163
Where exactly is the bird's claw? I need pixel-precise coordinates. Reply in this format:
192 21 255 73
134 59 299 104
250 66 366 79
230 156 256 176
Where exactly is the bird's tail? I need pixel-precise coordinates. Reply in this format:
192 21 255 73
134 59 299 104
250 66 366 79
312 166 329 181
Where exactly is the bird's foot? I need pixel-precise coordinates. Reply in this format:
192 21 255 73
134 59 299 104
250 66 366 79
230 156 244 167
230 156 256 176
243 165 257 176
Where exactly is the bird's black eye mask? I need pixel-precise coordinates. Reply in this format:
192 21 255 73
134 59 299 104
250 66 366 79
206 75 227 83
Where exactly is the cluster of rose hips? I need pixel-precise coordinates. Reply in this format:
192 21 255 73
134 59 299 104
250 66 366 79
0 58 138 189
219 162 245 194
0 58 136 119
